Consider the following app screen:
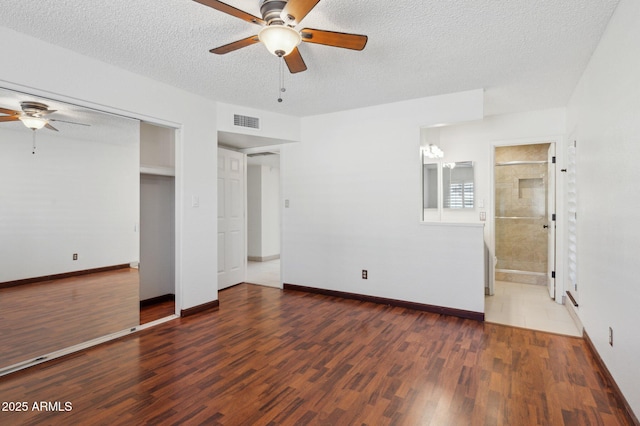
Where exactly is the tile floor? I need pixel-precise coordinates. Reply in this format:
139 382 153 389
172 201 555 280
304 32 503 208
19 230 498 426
246 259 281 288
485 280 581 337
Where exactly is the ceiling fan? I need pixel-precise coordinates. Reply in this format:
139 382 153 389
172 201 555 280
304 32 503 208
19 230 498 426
194 0 368 73
0 101 88 132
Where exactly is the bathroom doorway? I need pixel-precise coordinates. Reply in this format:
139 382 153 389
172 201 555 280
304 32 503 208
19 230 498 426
494 143 553 291
486 142 578 336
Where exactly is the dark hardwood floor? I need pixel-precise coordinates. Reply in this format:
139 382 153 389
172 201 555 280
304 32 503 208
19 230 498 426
0 284 633 425
140 300 176 324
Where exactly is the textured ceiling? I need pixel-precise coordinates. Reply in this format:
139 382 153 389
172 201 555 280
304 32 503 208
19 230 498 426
0 0 620 117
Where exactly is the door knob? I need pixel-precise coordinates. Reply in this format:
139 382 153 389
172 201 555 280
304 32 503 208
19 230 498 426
543 224 549 229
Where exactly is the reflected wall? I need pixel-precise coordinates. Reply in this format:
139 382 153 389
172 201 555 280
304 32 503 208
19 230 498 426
0 88 140 371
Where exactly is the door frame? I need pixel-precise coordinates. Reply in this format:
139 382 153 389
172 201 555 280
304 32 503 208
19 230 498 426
139 122 181 317
488 135 565 304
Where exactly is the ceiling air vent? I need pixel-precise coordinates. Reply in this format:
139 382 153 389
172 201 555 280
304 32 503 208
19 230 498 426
233 114 260 129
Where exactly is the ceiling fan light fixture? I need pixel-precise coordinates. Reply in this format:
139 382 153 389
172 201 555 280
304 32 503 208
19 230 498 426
19 116 47 130
258 24 301 57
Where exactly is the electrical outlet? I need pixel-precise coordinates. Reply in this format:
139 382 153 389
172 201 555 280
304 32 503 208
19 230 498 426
362 270 368 279
479 211 486 221
609 327 613 346
73 253 78 261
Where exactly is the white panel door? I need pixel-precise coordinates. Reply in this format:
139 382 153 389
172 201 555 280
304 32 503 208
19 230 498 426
547 143 556 299
218 147 246 290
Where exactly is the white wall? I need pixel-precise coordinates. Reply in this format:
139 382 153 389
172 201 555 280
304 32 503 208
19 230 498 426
0 26 218 310
281 90 486 313
140 174 175 300
247 165 262 258
217 102 300 143
247 163 281 260
0 123 139 282
261 164 280 258
566 0 640 415
140 121 175 171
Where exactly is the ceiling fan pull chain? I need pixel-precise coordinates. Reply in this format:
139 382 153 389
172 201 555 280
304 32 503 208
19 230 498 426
32 129 37 154
278 56 286 103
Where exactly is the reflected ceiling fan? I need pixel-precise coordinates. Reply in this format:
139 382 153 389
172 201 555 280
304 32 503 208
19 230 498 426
0 101 89 132
194 0 368 73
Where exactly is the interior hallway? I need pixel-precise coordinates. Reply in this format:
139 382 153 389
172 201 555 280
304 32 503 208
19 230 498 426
246 258 281 288
485 280 581 337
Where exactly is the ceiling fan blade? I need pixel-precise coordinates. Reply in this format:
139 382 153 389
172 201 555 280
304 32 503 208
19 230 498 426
38 109 57 115
50 119 91 127
193 0 265 26
45 123 59 132
0 115 20 122
284 47 307 74
210 35 260 54
0 107 20 116
300 28 368 50
281 0 320 26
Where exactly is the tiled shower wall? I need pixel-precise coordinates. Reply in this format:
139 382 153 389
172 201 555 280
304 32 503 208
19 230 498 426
495 144 550 286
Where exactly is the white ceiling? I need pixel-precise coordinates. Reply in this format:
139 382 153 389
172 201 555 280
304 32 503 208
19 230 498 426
0 0 619 117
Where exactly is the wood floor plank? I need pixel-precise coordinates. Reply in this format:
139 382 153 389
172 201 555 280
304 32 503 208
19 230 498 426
0 284 634 425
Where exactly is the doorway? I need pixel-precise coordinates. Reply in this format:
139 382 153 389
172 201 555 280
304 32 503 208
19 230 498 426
246 152 281 287
494 143 552 290
486 142 579 336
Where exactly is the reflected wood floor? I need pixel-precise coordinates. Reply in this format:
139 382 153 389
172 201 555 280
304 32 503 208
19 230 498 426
0 268 139 370
0 284 633 425
140 300 175 324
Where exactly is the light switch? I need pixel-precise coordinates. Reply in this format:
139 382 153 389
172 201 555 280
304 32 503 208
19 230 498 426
478 199 485 208
192 195 200 208
480 211 486 221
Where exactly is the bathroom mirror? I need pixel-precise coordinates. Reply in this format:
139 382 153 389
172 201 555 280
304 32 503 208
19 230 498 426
423 163 439 209
443 161 474 209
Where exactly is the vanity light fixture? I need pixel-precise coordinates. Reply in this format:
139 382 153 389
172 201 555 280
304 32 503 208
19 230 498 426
423 144 444 159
